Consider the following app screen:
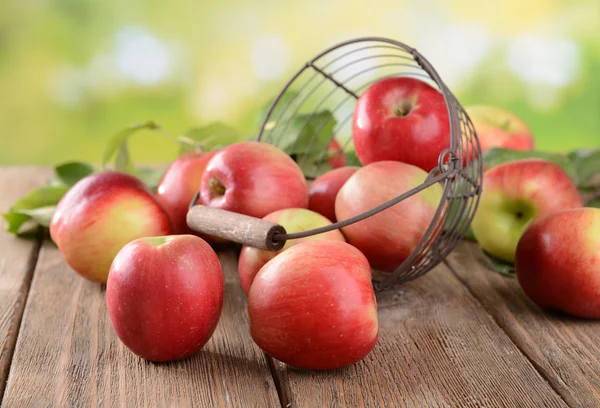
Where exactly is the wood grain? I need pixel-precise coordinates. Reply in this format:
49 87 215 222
270 262 568 408
3 245 279 407
0 166 50 399
446 242 600 408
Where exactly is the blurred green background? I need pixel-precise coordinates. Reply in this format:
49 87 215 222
1 0 598 165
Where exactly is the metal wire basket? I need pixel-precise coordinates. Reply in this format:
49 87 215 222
254 37 483 291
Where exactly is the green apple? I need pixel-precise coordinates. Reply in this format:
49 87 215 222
471 158 583 262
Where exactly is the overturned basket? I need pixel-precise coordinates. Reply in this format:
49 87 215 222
187 37 483 291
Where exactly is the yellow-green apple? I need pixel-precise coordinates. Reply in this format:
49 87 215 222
248 240 378 370
335 161 443 272
515 207 600 319
155 151 216 234
238 208 345 294
328 138 346 168
106 234 224 362
465 105 534 154
308 166 359 222
471 158 583 263
50 171 173 283
352 77 450 172
200 141 309 218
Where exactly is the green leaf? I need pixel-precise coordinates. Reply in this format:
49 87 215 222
137 167 166 190
102 121 161 172
3 184 70 234
483 148 577 181
2 212 31 235
587 197 600 208
345 150 362 167
567 149 600 186
480 249 516 277
256 90 300 131
281 110 337 157
463 227 476 242
54 161 95 186
179 123 244 153
14 206 56 227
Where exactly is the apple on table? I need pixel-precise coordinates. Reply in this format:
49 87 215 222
107 234 224 362
471 158 583 263
352 76 450 173
515 207 600 319
248 240 378 370
50 171 173 284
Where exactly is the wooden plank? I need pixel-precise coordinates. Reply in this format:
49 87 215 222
270 262 568 408
3 244 280 407
446 242 600 407
0 166 50 399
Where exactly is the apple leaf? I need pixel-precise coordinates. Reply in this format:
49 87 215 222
483 148 577 181
14 206 56 228
179 123 245 154
137 166 166 190
587 197 600 208
54 161 95 186
463 227 476 242
567 149 600 186
102 121 165 175
280 110 337 157
480 250 515 277
345 150 362 167
2 184 70 234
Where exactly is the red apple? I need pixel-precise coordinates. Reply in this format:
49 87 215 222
465 105 534 154
308 166 359 222
515 208 600 319
352 76 450 172
50 171 173 283
238 208 345 294
335 161 443 272
156 151 216 234
106 234 224 362
471 158 583 263
328 138 346 169
200 141 309 219
248 240 378 370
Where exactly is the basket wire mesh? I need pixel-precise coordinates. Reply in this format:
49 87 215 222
256 37 482 291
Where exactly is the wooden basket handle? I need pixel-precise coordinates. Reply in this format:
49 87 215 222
186 205 287 251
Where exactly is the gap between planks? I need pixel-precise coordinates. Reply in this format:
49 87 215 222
443 258 572 408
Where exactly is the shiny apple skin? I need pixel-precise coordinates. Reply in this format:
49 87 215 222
515 208 600 319
352 77 450 172
200 141 309 218
335 161 443 272
50 171 173 283
248 240 378 370
106 234 224 362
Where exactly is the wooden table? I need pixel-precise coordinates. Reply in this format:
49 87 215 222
1 167 599 408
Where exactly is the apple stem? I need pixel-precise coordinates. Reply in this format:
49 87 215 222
209 178 226 197
393 101 414 117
